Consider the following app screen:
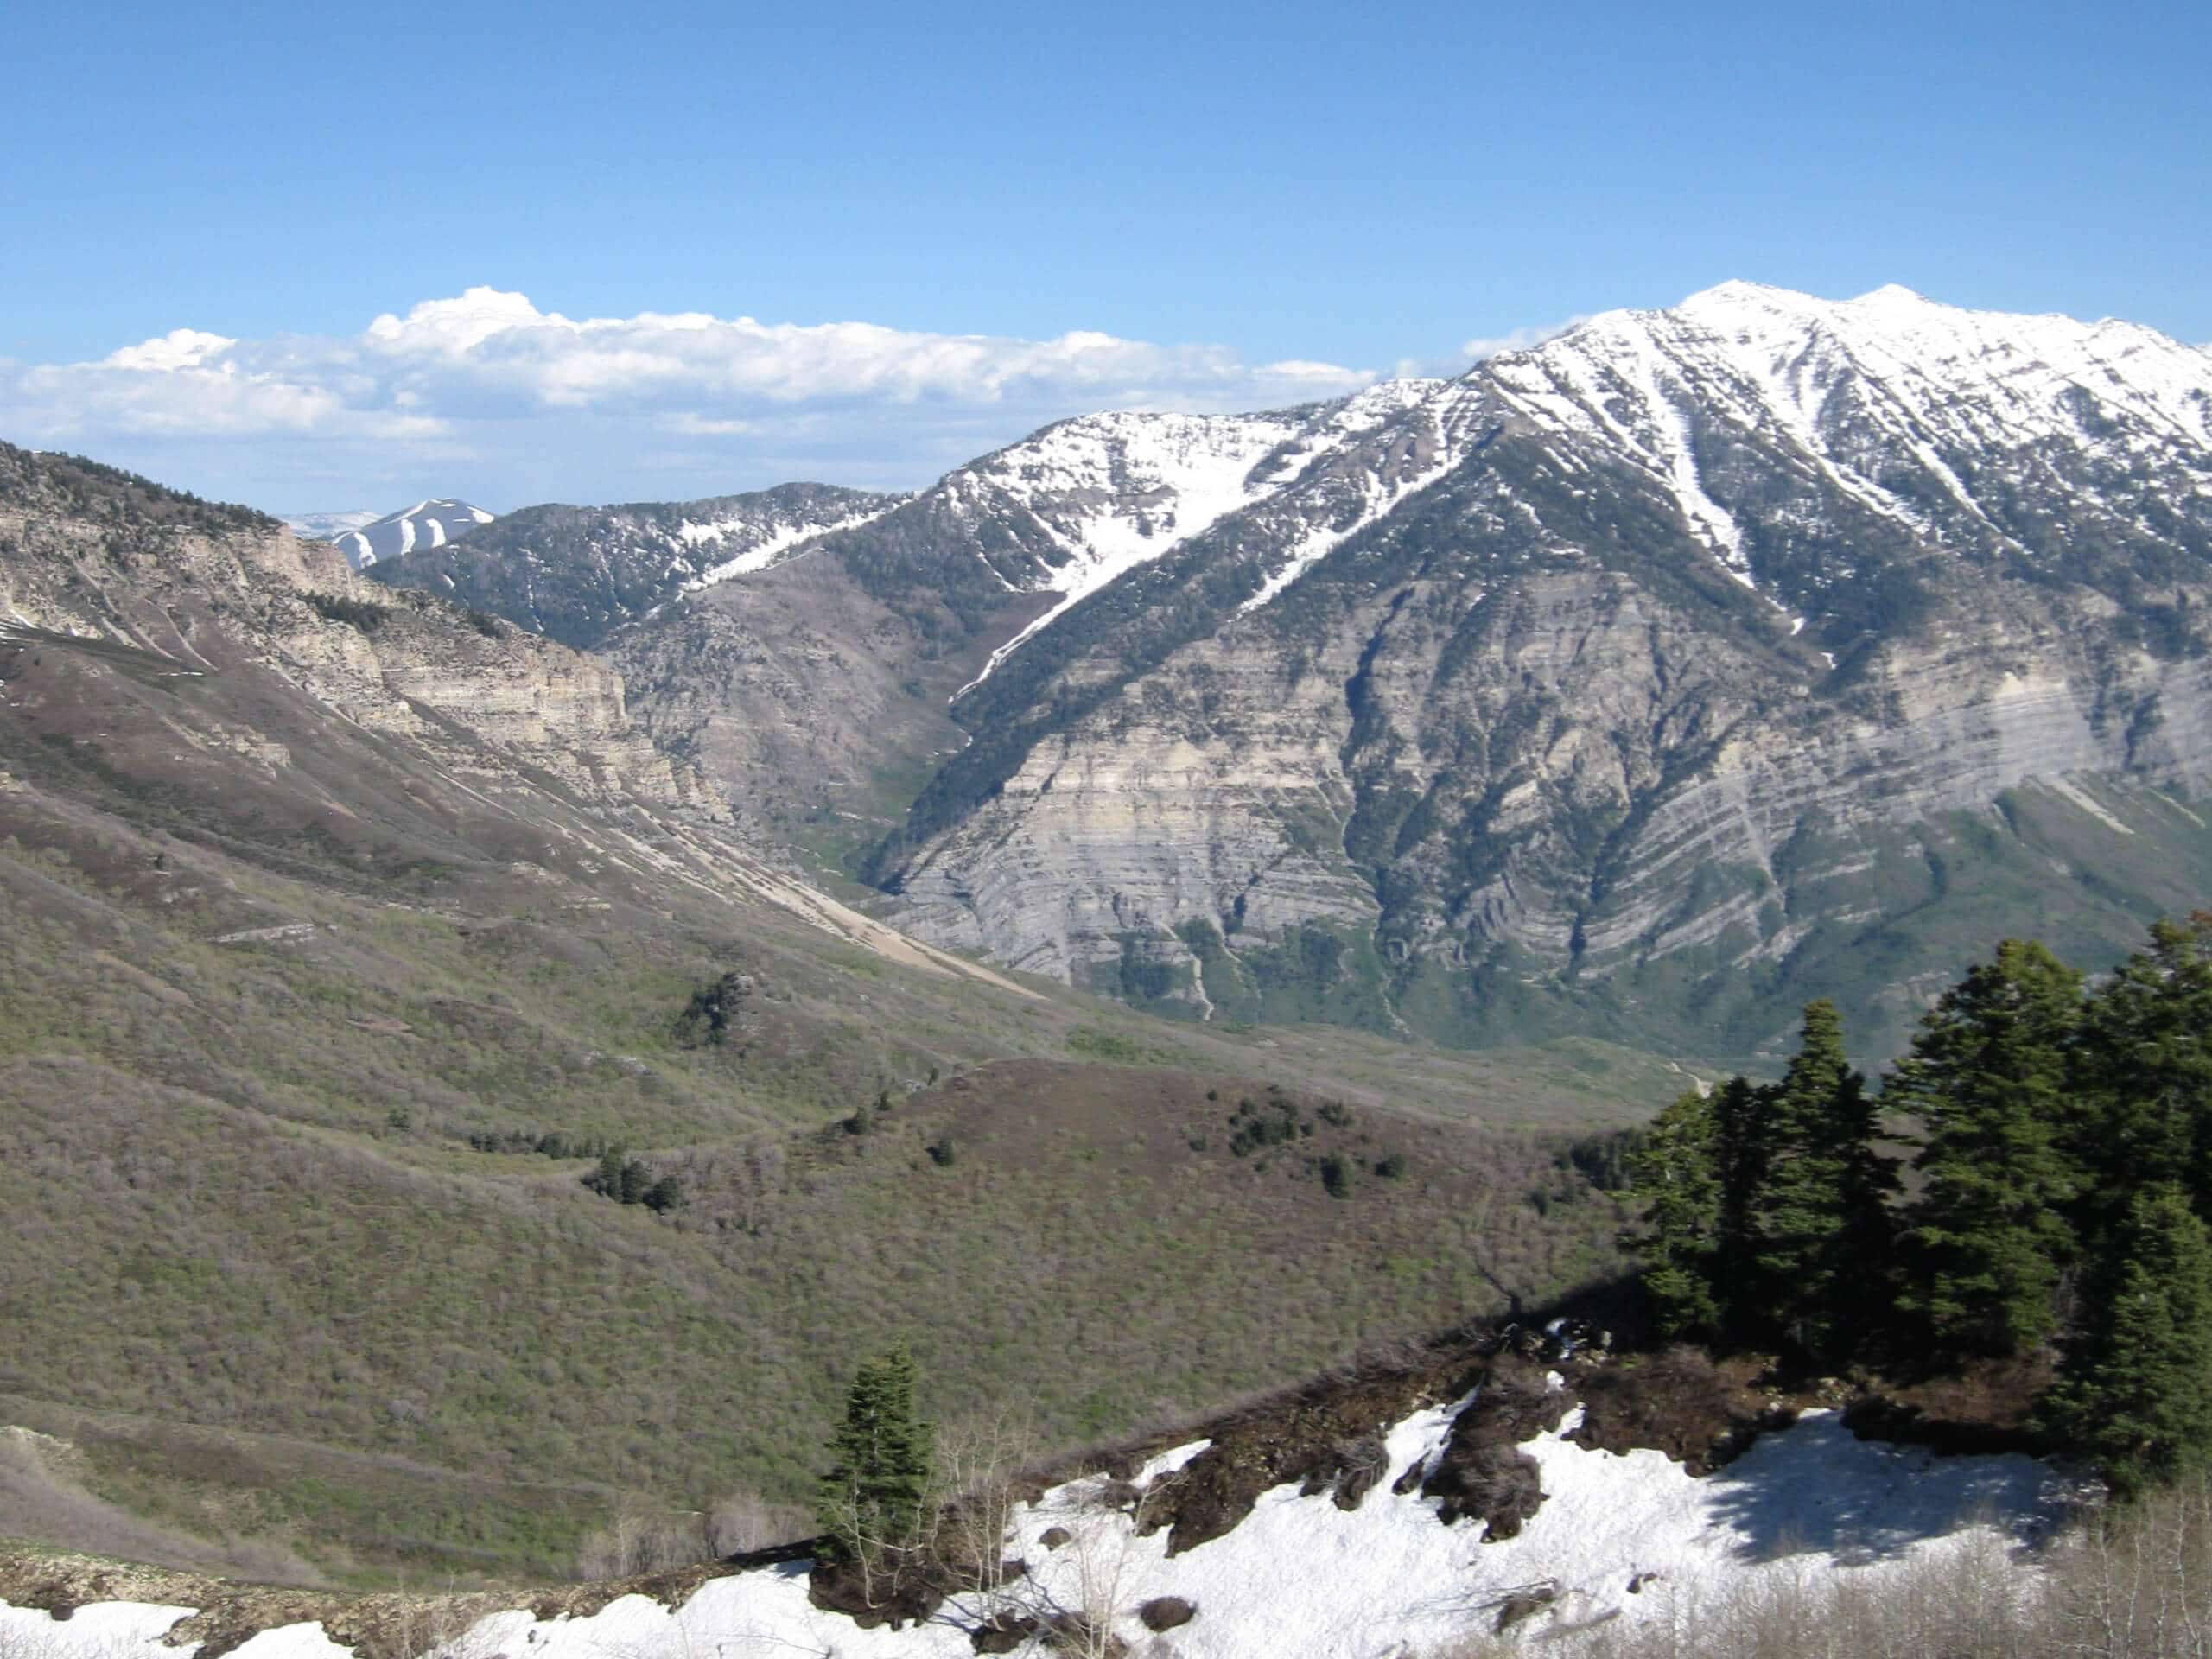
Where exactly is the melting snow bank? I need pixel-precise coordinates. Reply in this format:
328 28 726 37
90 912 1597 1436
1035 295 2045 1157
1 1409 2080 1659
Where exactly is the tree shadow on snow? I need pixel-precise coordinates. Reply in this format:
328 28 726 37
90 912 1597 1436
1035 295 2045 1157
1698 1414 2074 1567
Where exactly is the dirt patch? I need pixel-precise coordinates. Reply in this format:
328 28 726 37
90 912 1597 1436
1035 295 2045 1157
1421 1357 1572 1537
969 1610 1039 1652
805 1555 945 1632
1843 1351 2055 1457
1133 1351 1482 1557
1567 1347 1794 1475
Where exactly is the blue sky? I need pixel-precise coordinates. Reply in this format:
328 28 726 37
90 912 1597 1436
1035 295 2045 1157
3 0 2206 512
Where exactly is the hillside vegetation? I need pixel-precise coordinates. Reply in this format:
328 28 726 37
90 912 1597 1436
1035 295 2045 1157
0 446 1662 1586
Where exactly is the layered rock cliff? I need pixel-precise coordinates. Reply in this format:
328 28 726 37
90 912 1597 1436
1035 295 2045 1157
874 285 2212 1058
0 447 722 820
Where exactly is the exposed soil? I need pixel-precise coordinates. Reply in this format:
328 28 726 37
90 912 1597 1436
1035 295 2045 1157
1567 1347 1796 1476
1421 1356 1572 1537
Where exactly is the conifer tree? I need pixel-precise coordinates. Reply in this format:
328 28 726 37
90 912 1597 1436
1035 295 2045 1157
1748 1001 1897 1362
818 1343 935 1570
1708 1072 1773 1312
2041 1183 2212 1495
2076 917 2212 1226
1895 939 2086 1354
1627 1086 1725 1338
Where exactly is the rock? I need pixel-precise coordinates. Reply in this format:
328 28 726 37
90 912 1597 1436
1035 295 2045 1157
1138 1596 1197 1631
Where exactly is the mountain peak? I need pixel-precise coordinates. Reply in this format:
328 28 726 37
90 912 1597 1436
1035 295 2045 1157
290 498 499 569
1850 281 1929 306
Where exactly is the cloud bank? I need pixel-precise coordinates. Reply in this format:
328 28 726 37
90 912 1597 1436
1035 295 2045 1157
0 290 1416 510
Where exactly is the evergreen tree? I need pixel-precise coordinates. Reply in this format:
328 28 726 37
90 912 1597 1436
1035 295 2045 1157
1895 939 2086 1354
2076 918 2212 1227
817 1343 935 1568
1708 1073 1774 1312
1748 1001 1897 1362
591 1146 626 1196
2041 1184 2212 1495
1627 1087 1725 1338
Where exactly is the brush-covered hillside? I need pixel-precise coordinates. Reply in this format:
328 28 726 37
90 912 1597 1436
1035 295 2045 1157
0 443 1673 1586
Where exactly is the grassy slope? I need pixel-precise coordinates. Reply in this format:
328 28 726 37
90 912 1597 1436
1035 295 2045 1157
0 742 1656 1589
0 446 1679 1589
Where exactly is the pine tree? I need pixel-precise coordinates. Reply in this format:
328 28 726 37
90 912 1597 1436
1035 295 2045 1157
817 1343 935 1570
591 1146 626 1196
1748 1001 1897 1362
1708 1072 1774 1314
2041 1184 2212 1495
1627 1087 1726 1338
2076 918 2212 1227
1895 939 2086 1355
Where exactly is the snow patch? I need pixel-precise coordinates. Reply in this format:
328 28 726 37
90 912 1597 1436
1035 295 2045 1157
683 503 902 588
2 1408 2077 1659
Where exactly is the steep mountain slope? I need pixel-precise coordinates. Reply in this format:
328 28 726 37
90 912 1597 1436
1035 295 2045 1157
601 387 1478 875
290 499 498 569
369 483 901 648
872 285 2212 1060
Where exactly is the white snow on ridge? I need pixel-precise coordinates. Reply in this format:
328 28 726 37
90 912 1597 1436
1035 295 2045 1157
295 499 499 569
1486 280 2212 590
956 389 1452 693
0 1408 2077 1659
1236 380 1489 614
681 502 904 588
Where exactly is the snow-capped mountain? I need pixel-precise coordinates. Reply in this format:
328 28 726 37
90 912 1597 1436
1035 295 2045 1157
366 484 900 648
1483 279 2212 596
294 499 497 569
853 283 2212 1058
379 281 2212 1061
915 388 1465 690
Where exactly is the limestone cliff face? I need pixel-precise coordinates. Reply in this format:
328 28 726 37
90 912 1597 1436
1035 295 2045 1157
0 453 724 823
877 285 2212 1058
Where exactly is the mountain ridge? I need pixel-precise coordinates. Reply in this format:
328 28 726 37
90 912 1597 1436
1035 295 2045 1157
366 282 2212 1060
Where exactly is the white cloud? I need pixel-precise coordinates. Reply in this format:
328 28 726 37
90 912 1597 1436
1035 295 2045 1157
658 412 760 438
0 289 1546 507
105 328 238 372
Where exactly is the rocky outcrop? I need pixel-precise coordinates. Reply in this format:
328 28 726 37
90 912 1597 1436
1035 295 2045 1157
0 447 724 822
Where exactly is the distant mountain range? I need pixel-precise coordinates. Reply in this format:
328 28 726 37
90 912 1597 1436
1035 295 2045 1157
366 282 2212 1062
368 485 899 646
285 499 497 569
